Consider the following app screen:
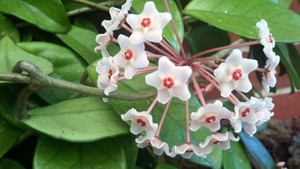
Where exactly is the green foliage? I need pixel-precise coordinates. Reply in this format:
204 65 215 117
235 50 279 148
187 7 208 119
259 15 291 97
0 158 26 169
184 0 300 42
0 14 19 42
24 97 129 142
222 141 251 169
0 0 70 33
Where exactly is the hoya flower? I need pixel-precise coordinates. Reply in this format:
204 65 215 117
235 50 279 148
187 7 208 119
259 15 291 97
262 55 280 92
230 97 274 136
96 57 119 95
114 34 149 79
256 19 276 58
150 138 172 156
190 100 233 132
200 132 239 155
145 57 192 104
121 108 158 138
95 33 111 57
171 143 205 158
214 49 258 97
126 1 172 44
135 135 152 148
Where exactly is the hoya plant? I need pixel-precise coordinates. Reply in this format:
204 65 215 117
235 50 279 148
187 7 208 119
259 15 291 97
0 0 299 168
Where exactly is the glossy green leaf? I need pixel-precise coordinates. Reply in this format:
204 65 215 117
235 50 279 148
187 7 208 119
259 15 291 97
239 132 276 169
276 43 300 89
132 0 184 52
156 163 177 169
74 18 98 32
0 118 23 157
0 0 70 33
23 97 128 142
223 141 251 169
117 134 139 169
0 159 26 169
0 14 19 42
17 42 85 104
270 0 292 8
62 0 106 11
34 136 127 169
0 36 53 74
108 75 222 168
188 25 230 55
184 0 300 42
56 26 100 64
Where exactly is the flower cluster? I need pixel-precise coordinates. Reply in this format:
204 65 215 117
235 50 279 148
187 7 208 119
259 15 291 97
95 1 279 158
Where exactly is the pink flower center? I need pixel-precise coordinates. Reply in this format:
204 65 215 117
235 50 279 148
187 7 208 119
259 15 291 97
136 118 146 127
241 108 250 117
141 17 151 27
186 148 193 153
163 77 174 89
269 34 273 44
205 115 216 123
232 69 242 81
124 49 133 60
108 69 113 79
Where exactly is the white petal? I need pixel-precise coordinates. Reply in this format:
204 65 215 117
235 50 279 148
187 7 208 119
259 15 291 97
172 85 191 101
145 72 162 88
214 63 229 82
157 57 175 74
155 12 172 28
126 14 141 30
130 30 146 44
225 49 243 67
146 29 163 42
220 81 235 98
142 1 159 16
124 65 138 79
174 66 192 83
157 89 172 104
117 34 130 50
241 59 258 74
236 77 252 92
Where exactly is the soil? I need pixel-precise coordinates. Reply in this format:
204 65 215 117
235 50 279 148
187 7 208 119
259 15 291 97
256 117 300 169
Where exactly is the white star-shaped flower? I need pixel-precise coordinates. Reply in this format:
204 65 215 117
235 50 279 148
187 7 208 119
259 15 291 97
145 57 192 104
114 34 149 79
262 55 280 92
200 132 239 155
150 138 172 156
171 143 205 158
190 100 233 132
121 108 158 138
256 19 276 58
214 49 258 98
96 57 119 95
230 97 274 136
126 1 172 44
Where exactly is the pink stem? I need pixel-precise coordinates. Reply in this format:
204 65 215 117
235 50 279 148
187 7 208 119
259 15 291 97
136 66 157 75
160 39 183 62
155 98 172 137
235 90 249 101
147 97 158 113
190 40 260 60
163 0 187 60
185 101 191 144
191 75 206 106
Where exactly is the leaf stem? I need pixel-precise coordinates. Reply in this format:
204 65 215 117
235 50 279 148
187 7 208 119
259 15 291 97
0 61 155 101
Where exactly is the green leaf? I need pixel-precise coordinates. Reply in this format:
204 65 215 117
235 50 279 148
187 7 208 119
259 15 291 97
188 25 230 55
74 18 98 32
0 0 70 33
117 134 139 169
270 0 292 8
17 42 85 104
0 118 23 157
276 43 300 89
108 75 222 168
222 141 251 169
156 163 177 169
132 0 184 52
34 136 127 169
0 158 26 169
0 14 19 42
56 26 100 64
23 97 128 142
239 132 276 169
183 0 300 42
0 36 53 74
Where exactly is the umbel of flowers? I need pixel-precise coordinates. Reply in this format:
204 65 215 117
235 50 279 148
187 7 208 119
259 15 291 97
95 0 278 158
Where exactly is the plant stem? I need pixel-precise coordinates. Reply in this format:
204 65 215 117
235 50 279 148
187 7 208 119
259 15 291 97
72 0 110 11
1 61 155 101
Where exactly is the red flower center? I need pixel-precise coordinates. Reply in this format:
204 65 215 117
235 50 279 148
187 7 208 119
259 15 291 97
232 69 242 81
163 77 174 89
213 140 221 144
241 108 250 117
141 17 151 27
124 49 133 60
136 118 146 127
269 34 273 44
108 69 113 79
205 115 216 123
